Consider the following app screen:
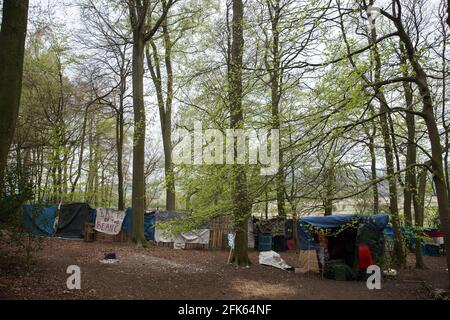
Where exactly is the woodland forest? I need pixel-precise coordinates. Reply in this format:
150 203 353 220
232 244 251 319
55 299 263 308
1 0 450 292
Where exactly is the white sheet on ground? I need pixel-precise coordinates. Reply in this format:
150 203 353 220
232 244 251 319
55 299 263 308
259 251 292 270
155 229 210 245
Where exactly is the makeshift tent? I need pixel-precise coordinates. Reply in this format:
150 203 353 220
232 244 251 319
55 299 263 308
298 214 388 249
23 205 58 236
55 203 95 239
297 214 389 279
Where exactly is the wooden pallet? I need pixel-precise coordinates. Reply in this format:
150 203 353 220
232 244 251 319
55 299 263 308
84 223 96 242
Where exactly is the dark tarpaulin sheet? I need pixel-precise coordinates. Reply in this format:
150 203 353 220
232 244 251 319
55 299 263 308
298 214 389 250
23 205 58 236
55 203 94 239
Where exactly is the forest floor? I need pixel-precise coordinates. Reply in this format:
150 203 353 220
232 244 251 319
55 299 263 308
0 238 448 300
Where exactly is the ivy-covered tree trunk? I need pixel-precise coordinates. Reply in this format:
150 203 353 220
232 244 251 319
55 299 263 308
229 0 251 267
0 0 29 196
130 23 147 246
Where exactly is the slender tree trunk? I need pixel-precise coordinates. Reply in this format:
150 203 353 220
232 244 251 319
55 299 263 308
369 20 406 267
116 94 125 210
0 0 29 196
267 0 286 220
402 67 423 265
162 16 175 212
414 164 428 269
368 126 379 214
71 106 89 197
324 165 335 216
403 76 415 228
145 16 175 212
86 117 95 203
447 1 450 28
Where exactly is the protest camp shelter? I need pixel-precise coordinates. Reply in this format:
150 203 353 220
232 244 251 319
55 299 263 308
21 204 254 250
297 214 389 278
23 203 95 239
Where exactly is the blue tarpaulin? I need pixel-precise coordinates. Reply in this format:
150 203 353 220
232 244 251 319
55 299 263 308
298 214 389 250
122 208 156 241
23 205 58 236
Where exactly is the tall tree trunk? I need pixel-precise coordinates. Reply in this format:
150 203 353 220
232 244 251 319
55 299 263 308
0 0 29 196
145 13 175 212
389 11 450 287
229 0 251 266
128 0 174 244
267 0 286 220
130 18 147 246
402 75 415 228
369 18 406 267
161 12 175 212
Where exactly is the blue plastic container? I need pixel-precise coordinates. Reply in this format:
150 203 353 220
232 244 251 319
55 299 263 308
258 234 272 252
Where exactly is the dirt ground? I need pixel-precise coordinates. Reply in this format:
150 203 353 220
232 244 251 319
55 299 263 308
0 238 448 300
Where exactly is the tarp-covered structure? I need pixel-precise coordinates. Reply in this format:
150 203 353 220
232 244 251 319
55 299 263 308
298 214 389 249
23 203 95 239
122 208 156 241
297 214 389 279
23 205 58 236
55 203 96 239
